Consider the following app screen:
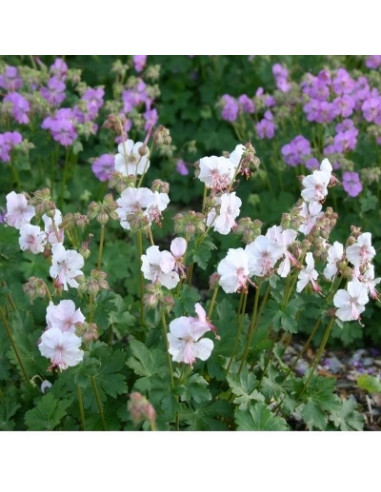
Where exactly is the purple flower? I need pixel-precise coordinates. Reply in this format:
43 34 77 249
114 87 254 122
365 55 381 69
362 91 381 123
332 68 355 95
40 76 66 107
0 131 22 162
301 71 330 101
333 127 358 153
92 154 115 182
272 63 290 93
256 110 276 139
342 171 363 197
0 66 22 91
221 94 239 122
133 55 147 73
50 58 68 80
352 76 371 110
42 108 78 146
3 92 30 124
81 87 105 120
305 157 320 170
332 94 355 118
143 108 158 131
238 94 255 114
122 80 151 113
176 160 189 176
303 99 339 123
336 118 355 133
281 135 311 167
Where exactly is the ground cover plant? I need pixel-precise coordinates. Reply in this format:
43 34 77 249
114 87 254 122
0 55 380 430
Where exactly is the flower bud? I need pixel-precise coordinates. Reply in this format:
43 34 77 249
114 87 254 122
151 179 169 194
23 276 49 300
128 392 156 426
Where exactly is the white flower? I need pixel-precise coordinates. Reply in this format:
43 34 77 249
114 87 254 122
323 241 344 280
170 237 187 277
141 245 179 289
265 225 298 278
229 144 245 167
198 155 236 191
296 252 320 293
245 235 284 277
355 265 380 300
46 300 85 333
38 327 84 370
146 191 170 226
114 139 150 176
49 244 85 290
301 158 332 203
298 201 323 235
333 279 369 322
116 187 154 230
206 192 242 235
346 232 375 268
167 312 214 365
4 191 35 229
42 209 64 245
18 223 46 254
217 248 250 293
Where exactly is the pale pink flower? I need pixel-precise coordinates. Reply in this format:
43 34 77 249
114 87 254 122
198 155 236 191
167 313 214 365
116 187 154 230
192 302 217 335
206 192 242 235
4 191 35 229
245 235 284 277
298 201 324 235
354 264 380 300
301 158 332 203
265 225 298 277
141 245 179 289
18 223 46 254
49 243 85 290
323 241 344 280
38 327 84 370
170 237 187 277
114 139 150 176
42 209 64 245
217 248 250 293
296 252 320 293
346 232 376 268
146 191 170 226
46 300 85 333
333 279 369 322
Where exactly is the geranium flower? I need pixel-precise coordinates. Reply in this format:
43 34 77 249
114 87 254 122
323 241 344 280
49 244 84 290
5 191 35 229
301 158 332 203
206 192 242 235
245 235 283 277
18 223 46 254
167 310 214 365
38 327 84 370
217 248 251 293
46 300 85 333
346 232 375 268
141 245 179 289
296 252 320 293
333 279 369 322
198 155 236 191
114 139 150 176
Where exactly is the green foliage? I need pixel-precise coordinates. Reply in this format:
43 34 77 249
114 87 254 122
356 374 381 394
24 393 72 430
235 403 289 431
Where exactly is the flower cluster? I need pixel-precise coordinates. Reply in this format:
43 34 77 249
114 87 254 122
38 300 85 370
0 131 22 163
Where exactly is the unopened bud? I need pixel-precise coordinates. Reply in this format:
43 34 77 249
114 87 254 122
128 392 156 425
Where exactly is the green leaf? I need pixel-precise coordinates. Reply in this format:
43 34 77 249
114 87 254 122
357 374 381 394
235 403 289 430
301 375 341 430
126 339 167 378
302 400 327 430
24 393 72 430
227 368 264 410
329 399 364 431
179 373 211 404
192 237 217 270
0 386 21 430
92 350 127 398
180 399 233 430
172 285 200 317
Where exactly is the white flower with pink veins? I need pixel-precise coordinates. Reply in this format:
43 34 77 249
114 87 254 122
206 191 242 235
116 187 155 230
46 300 85 333
198 155 236 191
42 209 64 245
301 158 332 203
114 139 150 176
167 308 214 365
298 201 324 235
229 144 245 167
141 245 179 289
245 235 284 277
49 244 85 290
217 248 251 293
265 225 298 278
4 191 35 229
323 241 344 280
296 252 321 293
346 232 376 268
18 223 46 254
333 279 369 322
38 327 84 370
170 237 187 278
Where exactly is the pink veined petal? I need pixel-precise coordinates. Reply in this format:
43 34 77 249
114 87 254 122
333 289 350 308
159 250 176 273
170 237 187 258
169 317 194 339
193 338 214 361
